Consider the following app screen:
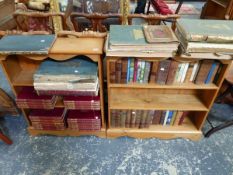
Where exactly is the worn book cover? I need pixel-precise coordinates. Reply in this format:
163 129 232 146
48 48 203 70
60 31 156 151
160 111 167 125
143 62 151 83
116 59 122 83
125 110 131 128
120 110 127 128
139 110 148 128
195 60 214 84
110 61 116 83
152 111 162 125
177 19 233 43
0 35 56 55
149 62 159 83
129 58 135 82
130 110 137 128
184 62 195 83
166 60 179 85
145 110 155 128
143 25 179 43
135 110 142 128
205 61 220 84
121 58 128 84
111 110 116 128
173 111 183 125
156 60 171 85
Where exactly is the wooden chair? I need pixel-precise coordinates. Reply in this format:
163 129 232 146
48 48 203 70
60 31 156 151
127 13 180 30
13 11 67 33
0 88 19 145
70 13 123 32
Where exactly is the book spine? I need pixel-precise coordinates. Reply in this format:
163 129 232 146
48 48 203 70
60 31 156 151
129 58 135 82
177 63 185 83
110 61 116 83
121 58 128 84
195 60 214 84
133 59 138 82
136 61 142 83
163 110 170 125
126 58 131 83
149 62 159 83
139 61 146 83
210 62 220 83
130 110 137 128
213 63 223 84
120 110 127 128
160 111 166 125
184 63 194 83
139 110 148 128
174 63 182 83
145 110 154 128
170 111 177 125
156 60 171 85
166 60 179 85
173 111 183 126
116 59 122 84
178 111 188 125
143 62 151 83
135 110 142 128
152 111 162 125
180 63 189 83
111 110 116 128
205 62 217 84
125 110 131 128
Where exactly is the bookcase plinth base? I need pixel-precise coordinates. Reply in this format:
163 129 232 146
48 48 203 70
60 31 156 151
106 128 202 141
28 127 106 138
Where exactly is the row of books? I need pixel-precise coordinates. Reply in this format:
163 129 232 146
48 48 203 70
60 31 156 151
16 87 100 110
29 108 101 131
33 57 99 96
111 110 189 128
110 58 222 85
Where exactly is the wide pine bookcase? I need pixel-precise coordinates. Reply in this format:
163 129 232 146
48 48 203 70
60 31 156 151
106 53 232 141
0 37 106 138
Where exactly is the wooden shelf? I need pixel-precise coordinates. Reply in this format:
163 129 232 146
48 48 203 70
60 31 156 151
12 70 34 86
109 83 218 90
28 127 106 138
110 93 208 111
107 118 202 141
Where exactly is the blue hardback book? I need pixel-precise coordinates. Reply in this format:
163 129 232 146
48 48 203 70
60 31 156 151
166 111 174 125
205 62 217 84
0 35 56 55
34 56 98 82
127 58 131 83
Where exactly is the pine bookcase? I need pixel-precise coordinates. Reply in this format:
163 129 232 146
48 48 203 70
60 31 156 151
106 53 232 141
0 36 106 138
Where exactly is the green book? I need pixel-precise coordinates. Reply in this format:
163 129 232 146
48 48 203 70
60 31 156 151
109 25 147 47
177 19 233 43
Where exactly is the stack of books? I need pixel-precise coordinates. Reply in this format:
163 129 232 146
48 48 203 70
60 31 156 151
111 110 189 128
110 58 222 85
33 57 99 96
176 19 233 54
63 96 100 110
106 25 179 57
67 110 101 131
16 87 57 109
29 108 67 130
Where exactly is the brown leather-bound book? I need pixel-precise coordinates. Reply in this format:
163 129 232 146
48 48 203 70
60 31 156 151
184 62 195 83
109 61 116 83
145 110 154 128
125 110 131 128
149 61 159 83
166 60 179 85
116 59 122 83
178 111 189 125
135 110 142 128
156 60 171 85
195 60 214 84
152 111 162 125
140 110 148 128
111 110 116 128
130 110 137 128
120 110 127 128
121 58 128 84
173 111 183 125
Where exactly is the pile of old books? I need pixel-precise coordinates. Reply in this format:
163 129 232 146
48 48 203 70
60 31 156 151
111 110 189 128
176 19 233 55
106 25 179 57
33 57 99 96
67 110 101 131
29 108 67 130
16 87 57 109
63 96 100 110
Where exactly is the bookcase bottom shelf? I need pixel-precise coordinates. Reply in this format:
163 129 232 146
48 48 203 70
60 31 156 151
27 127 106 138
107 118 202 141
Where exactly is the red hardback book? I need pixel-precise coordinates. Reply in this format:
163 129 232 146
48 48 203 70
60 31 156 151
67 110 101 131
156 60 171 84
